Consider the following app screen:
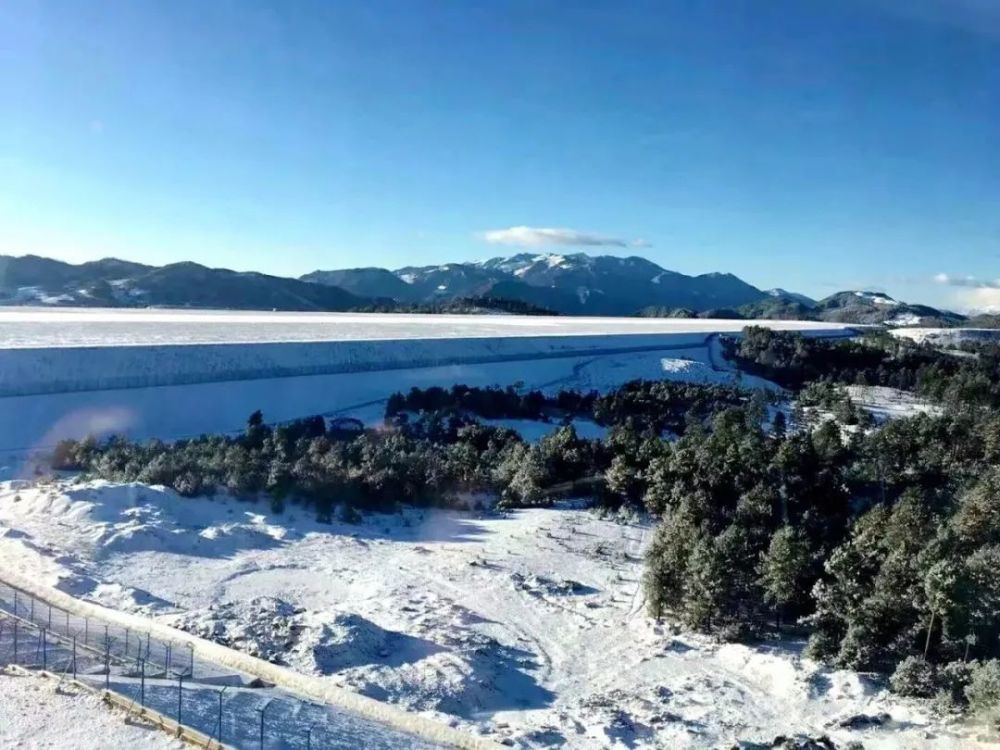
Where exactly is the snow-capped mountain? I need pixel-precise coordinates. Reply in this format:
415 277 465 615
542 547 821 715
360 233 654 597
766 288 816 307
305 252 769 315
1 252 975 325
812 291 965 326
0 255 366 311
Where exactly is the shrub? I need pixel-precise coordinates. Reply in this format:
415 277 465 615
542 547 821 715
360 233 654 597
936 660 975 708
890 655 937 698
966 660 1000 716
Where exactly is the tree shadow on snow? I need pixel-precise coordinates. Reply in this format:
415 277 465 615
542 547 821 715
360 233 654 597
327 509 492 545
433 638 556 718
310 614 445 673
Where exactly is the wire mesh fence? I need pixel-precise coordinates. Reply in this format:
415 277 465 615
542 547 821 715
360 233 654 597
0 581 441 749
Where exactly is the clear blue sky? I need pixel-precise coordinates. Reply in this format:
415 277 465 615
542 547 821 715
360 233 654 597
1 0 998 310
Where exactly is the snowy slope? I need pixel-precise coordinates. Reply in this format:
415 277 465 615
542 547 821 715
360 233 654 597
845 385 942 423
0 669 185 749
891 327 1000 346
0 480 982 749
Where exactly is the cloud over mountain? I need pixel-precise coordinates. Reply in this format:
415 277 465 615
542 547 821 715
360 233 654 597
481 226 648 249
934 273 1000 312
934 272 1000 289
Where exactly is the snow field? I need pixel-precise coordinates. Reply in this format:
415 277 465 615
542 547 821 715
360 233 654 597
0 668 185 749
0 480 983 749
845 385 942 423
0 307 854 349
891 327 1000 346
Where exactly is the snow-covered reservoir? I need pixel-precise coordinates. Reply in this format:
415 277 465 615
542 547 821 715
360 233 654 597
0 308 852 463
0 308 850 396
0 307 850 349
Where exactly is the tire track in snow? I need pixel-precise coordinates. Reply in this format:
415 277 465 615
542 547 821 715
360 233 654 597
625 524 648 622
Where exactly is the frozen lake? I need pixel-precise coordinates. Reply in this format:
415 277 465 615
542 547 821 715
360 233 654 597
0 307 849 349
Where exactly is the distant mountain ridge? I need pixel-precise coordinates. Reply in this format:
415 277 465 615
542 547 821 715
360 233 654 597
0 255 365 311
640 288 968 327
0 252 980 327
304 252 768 315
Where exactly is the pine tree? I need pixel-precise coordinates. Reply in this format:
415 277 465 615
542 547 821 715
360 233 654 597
759 525 811 628
772 410 787 439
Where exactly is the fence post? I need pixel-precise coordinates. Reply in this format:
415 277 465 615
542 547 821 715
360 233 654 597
139 658 145 706
12 619 17 662
125 628 130 658
72 636 77 679
40 628 46 670
175 672 186 732
257 698 273 750
105 643 111 691
217 686 229 747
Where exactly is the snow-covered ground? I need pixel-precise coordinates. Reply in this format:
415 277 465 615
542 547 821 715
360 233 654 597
845 385 942 423
0 668 184 749
891 328 1000 346
0 307 852 349
0 480 983 749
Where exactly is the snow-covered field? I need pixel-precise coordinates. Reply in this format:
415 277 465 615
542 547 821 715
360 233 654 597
0 668 184 749
845 385 942 423
0 480 983 749
891 328 1000 346
0 307 852 349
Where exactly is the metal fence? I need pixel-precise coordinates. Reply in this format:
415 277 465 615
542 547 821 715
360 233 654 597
0 580 440 749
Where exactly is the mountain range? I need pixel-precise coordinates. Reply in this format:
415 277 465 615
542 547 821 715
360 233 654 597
0 252 989 327
305 253 770 316
0 255 366 311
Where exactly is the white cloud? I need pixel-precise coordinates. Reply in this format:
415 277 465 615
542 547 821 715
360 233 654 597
933 273 1000 312
480 226 649 249
963 287 1000 312
933 272 1000 289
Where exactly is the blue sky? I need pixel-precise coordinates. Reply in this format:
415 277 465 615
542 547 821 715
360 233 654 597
1 0 998 310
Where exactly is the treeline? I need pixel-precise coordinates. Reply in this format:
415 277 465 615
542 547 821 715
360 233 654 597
385 384 593 421
387 381 756 435
727 326 1000 409
349 296 556 316
50 380 754 516
52 410 603 513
